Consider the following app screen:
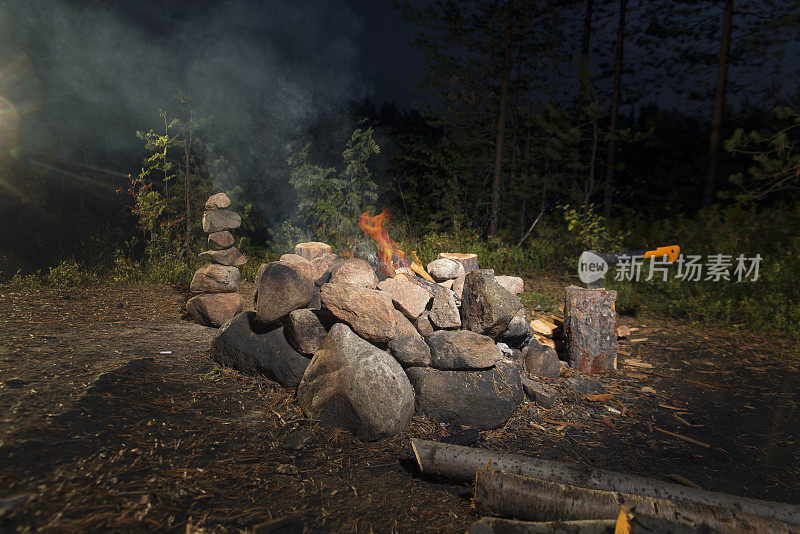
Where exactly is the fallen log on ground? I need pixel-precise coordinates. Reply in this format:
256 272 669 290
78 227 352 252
473 468 797 534
411 438 800 526
467 514 715 534
467 517 617 534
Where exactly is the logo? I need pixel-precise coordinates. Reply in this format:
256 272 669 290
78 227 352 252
578 251 608 285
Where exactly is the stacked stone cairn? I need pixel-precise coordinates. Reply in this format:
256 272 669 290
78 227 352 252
210 247 563 441
187 193 246 327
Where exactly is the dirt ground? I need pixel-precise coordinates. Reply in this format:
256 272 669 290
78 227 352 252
0 280 799 533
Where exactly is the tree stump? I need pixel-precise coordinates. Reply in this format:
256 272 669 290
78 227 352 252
437 252 478 274
294 241 331 261
564 286 618 373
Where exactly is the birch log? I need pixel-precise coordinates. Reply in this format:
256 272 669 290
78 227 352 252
473 468 797 534
410 439 800 526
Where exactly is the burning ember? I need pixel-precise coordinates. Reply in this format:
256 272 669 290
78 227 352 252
358 209 434 282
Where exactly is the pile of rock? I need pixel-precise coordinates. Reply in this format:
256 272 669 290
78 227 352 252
187 193 247 327
211 248 562 440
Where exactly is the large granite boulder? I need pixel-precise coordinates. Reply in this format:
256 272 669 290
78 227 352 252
255 261 314 324
406 361 522 429
388 310 431 366
329 258 378 288
202 209 241 233
186 292 243 327
427 330 502 370
190 264 241 293
377 277 431 320
320 283 396 343
210 312 310 388
461 269 522 337
297 323 415 441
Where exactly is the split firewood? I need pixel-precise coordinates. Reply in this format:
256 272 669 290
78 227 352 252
437 252 478 273
531 318 560 338
533 334 557 351
294 241 331 261
410 439 800 527
564 286 618 373
473 468 795 533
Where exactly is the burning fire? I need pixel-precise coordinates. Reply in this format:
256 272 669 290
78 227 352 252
358 210 434 282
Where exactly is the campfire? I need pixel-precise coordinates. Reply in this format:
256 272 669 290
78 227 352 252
358 209 434 283
204 198 621 446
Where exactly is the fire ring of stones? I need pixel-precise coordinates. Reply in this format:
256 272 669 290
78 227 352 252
187 193 246 327
210 241 545 441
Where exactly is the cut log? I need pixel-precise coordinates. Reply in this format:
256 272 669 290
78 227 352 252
438 252 479 274
564 286 618 373
294 241 331 261
473 468 795 534
410 439 800 527
467 517 617 534
530 318 559 338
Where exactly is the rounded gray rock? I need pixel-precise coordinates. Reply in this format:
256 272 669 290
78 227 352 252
298 323 415 441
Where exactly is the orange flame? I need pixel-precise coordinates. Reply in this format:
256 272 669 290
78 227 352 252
358 210 434 282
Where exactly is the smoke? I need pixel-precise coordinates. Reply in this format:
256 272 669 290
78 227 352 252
0 0 367 227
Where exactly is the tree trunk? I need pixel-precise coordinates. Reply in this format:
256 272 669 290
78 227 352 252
564 286 618 373
183 102 193 255
578 0 594 111
702 0 734 209
603 0 627 219
473 468 796 533
489 1 514 236
410 438 800 527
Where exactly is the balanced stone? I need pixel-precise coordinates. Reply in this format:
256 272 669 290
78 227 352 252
205 192 231 210
202 209 241 233
190 263 241 293
208 230 234 250
198 246 247 266
187 292 244 327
